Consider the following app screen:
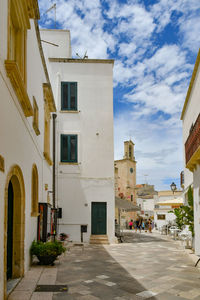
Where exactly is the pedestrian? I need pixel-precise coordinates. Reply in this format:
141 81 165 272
135 217 139 232
148 218 152 233
138 216 143 233
129 219 133 230
142 220 145 230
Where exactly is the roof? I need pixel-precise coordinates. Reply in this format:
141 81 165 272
156 198 184 206
49 58 114 64
181 48 200 120
115 197 141 212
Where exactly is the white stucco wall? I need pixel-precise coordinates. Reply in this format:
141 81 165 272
154 211 176 229
0 16 54 298
182 56 200 255
41 29 115 244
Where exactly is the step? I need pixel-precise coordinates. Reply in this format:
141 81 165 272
90 235 109 245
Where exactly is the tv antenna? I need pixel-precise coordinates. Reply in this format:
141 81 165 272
144 174 148 185
45 3 57 28
76 51 88 59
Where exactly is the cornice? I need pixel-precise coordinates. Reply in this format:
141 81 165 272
49 58 115 64
5 60 33 117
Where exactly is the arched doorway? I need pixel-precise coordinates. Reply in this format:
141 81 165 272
4 165 25 297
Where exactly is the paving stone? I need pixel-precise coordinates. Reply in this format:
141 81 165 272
136 290 157 298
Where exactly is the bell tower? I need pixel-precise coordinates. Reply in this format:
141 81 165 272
123 140 135 161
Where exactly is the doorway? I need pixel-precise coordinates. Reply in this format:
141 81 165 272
4 165 25 298
91 202 107 235
7 181 14 279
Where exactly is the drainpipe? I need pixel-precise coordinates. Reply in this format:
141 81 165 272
52 113 57 240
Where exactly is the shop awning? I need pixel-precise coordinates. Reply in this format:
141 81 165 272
156 197 184 206
115 197 141 212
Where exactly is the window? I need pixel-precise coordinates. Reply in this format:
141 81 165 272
131 195 133 202
61 82 77 111
4 0 34 117
32 97 40 135
61 134 77 163
157 214 166 220
31 164 39 217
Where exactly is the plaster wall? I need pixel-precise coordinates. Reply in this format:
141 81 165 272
193 165 200 255
41 32 115 243
0 17 53 298
154 212 176 229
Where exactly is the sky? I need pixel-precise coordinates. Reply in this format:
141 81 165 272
38 0 200 191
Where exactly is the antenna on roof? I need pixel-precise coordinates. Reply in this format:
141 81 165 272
144 174 148 185
76 51 88 59
45 3 57 28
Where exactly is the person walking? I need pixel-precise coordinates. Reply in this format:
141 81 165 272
129 219 133 230
135 217 139 232
148 218 152 233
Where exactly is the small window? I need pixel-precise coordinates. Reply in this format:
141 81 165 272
131 195 133 202
61 134 78 163
157 214 166 220
61 82 77 111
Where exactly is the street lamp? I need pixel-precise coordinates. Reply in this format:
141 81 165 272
170 182 177 194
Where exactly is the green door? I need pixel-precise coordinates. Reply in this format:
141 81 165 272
91 202 107 235
7 181 14 280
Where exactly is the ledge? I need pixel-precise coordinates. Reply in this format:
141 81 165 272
44 152 53 166
5 60 33 117
59 162 78 165
27 0 40 19
186 145 200 172
0 155 5 172
31 211 40 217
60 110 79 113
33 122 40 136
43 83 56 112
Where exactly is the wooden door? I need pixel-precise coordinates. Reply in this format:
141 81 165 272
91 202 107 235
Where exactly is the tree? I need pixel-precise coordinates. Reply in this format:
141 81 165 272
172 186 194 236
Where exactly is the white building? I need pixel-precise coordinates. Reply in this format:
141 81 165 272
181 49 200 254
0 2 56 299
154 191 183 229
40 29 115 244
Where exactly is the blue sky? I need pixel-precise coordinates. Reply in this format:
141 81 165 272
38 0 200 190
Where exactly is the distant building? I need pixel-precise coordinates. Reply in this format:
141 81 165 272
136 184 157 219
154 191 183 229
115 140 138 226
181 49 200 255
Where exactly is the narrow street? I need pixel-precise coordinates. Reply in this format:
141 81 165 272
10 231 200 300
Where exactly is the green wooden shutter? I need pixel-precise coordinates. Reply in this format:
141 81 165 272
61 82 69 110
61 134 77 162
61 82 77 111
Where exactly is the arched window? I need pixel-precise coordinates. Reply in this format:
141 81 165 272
129 145 132 159
31 164 39 216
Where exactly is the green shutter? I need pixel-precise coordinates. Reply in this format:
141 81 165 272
60 134 77 162
61 82 77 111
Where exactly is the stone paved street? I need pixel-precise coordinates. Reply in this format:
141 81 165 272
9 232 200 300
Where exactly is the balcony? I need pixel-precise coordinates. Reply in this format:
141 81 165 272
185 113 200 171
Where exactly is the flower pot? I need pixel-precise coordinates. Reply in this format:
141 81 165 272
37 255 57 265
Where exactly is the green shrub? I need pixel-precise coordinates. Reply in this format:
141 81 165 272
31 240 66 257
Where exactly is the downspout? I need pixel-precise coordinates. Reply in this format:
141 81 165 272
52 113 57 239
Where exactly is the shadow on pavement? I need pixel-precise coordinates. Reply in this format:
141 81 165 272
52 244 157 300
123 232 168 244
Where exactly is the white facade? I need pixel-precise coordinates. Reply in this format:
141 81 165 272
181 49 200 255
41 29 115 243
153 192 183 229
0 3 55 297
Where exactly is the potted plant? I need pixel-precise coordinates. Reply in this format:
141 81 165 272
30 240 66 265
